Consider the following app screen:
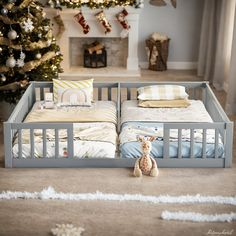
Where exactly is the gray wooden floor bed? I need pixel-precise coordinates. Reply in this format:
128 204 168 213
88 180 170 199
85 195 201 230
3 81 233 168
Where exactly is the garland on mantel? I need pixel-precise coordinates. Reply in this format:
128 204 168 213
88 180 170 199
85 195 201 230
47 0 144 9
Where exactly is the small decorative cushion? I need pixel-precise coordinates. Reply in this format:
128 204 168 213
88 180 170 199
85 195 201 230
138 99 190 108
137 85 188 101
53 78 93 106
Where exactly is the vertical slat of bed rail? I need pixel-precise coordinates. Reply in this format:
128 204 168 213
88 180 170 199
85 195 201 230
18 129 22 159
40 87 44 101
55 129 59 158
177 129 182 158
43 129 47 158
202 129 207 159
192 88 196 99
214 129 219 158
127 88 131 100
108 87 112 101
190 129 194 158
4 122 13 167
117 83 121 133
67 126 74 158
30 129 34 159
163 127 170 159
98 88 102 100
224 122 233 167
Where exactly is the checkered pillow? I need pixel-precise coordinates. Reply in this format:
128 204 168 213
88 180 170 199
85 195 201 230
137 85 188 100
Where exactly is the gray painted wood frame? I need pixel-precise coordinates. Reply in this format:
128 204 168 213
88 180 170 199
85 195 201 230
3 81 233 168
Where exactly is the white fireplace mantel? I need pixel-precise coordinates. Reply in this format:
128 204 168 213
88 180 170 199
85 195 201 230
45 7 141 77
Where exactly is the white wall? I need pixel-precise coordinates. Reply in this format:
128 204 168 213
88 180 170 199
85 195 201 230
139 0 204 69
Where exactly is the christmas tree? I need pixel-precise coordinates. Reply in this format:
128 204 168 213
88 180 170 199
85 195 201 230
0 0 63 103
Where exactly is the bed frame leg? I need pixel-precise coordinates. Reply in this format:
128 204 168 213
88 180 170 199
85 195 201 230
224 122 234 168
3 122 13 168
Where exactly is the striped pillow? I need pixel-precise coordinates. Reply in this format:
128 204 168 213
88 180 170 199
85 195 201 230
137 85 188 101
53 78 93 106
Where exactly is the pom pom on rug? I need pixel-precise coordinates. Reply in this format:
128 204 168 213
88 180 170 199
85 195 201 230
51 224 85 236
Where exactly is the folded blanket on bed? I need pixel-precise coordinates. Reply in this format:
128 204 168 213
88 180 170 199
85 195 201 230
24 101 117 124
121 100 213 124
16 122 117 145
119 124 220 145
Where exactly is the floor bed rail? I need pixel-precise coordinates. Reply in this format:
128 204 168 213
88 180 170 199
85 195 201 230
162 122 231 167
4 122 74 168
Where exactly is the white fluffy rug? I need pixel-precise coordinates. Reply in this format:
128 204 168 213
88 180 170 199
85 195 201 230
1 187 236 223
161 211 236 222
51 224 84 236
1 186 236 205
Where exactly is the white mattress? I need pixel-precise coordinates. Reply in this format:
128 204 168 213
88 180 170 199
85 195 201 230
121 100 213 124
13 100 118 159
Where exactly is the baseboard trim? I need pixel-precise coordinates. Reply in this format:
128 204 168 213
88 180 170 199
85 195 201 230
139 61 198 70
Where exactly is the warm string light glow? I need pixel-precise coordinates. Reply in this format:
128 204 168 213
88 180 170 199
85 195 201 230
48 0 144 9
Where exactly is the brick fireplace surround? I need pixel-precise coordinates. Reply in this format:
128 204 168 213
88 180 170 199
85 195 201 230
45 7 141 78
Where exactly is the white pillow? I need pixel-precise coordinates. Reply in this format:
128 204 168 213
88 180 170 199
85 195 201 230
137 85 188 101
53 78 93 106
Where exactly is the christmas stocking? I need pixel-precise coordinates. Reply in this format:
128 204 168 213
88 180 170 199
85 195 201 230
116 9 130 38
74 11 90 34
95 11 112 34
53 14 65 39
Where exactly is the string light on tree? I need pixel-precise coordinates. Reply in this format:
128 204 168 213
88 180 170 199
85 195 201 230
0 74 6 82
35 53 42 59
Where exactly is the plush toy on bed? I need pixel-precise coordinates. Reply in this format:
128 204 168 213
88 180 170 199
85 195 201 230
133 136 159 177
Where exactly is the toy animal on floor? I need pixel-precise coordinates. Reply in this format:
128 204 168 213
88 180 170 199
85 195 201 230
133 136 159 177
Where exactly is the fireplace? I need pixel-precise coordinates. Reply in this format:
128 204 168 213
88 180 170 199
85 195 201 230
45 7 141 77
70 37 128 67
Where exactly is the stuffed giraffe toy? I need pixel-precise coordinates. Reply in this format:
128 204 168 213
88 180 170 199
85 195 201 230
133 136 159 177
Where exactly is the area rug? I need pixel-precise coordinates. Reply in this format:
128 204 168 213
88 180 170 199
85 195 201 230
1 186 236 223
